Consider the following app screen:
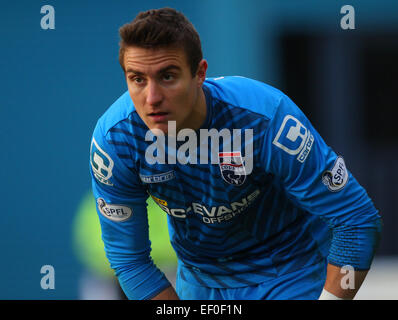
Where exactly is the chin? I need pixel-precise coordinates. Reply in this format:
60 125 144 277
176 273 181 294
149 121 181 137
148 124 169 136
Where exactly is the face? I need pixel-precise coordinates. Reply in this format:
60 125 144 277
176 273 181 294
123 46 207 135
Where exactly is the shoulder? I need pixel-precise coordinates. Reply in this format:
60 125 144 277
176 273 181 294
94 91 135 139
203 76 284 120
90 91 142 189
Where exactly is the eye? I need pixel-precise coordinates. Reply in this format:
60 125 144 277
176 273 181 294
128 75 145 85
162 73 174 81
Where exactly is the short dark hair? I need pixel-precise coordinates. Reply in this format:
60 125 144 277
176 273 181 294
118 7 203 76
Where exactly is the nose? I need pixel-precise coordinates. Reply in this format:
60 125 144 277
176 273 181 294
146 80 163 106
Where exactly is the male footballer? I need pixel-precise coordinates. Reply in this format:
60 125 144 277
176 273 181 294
90 7 382 300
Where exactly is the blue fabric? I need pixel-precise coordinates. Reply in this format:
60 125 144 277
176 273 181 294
176 260 327 300
90 76 381 299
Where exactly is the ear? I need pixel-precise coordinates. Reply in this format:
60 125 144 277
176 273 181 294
196 59 208 86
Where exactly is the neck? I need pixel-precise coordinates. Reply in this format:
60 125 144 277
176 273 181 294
181 87 207 132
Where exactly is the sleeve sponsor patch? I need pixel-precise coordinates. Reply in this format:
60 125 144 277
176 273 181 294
272 115 314 163
322 156 349 192
90 138 114 186
97 198 133 222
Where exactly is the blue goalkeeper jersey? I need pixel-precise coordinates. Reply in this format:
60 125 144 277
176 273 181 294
90 76 381 300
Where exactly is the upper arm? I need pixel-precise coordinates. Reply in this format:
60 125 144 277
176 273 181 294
262 94 380 228
261 94 382 270
90 121 151 265
89 122 174 299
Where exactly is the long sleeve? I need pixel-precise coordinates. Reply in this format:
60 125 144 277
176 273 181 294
89 120 171 299
262 94 382 270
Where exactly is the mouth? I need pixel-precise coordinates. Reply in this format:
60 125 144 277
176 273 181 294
148 112 169 122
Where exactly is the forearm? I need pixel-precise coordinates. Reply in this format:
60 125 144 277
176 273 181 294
320 220 381 300
152 285 180 300
115 261 172 300
321 263 368 299
323 218 381 299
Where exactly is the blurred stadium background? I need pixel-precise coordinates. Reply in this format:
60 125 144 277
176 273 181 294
0 0 397 299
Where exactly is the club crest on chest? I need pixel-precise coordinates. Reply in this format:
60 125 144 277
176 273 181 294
218 152 246 186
